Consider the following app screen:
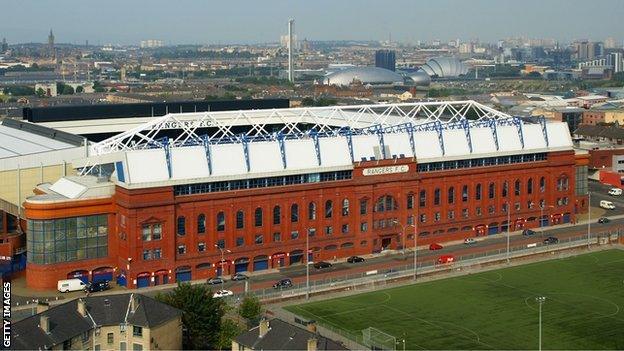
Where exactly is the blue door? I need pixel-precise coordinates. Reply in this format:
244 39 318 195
176 270 192 282
137 275 150 288
488 226 499 235
563 213 571 223
92 268 113 282
117 273 127 287
68 270 89 283
235 262 248 273
540 217 549 227
253 259 268 271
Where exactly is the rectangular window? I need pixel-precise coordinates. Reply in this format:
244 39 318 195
488 205 495 214
308 228 316 237
407 215 414 225
198 242 206 252
360 222 368 232
152 224 162 240
236 237 244 247
476 207 482 216
133 326 143 337
515 202 521 211
132 344 143 351
407 194 414 209
177 245 186 255
107 333 114 344
291 231 299 240
177 217 186 235
120 342 127 351
325 226 333 235
341 224 349 234
419 190 426 207
434 189 441 206
448 210 454 220
153 248 161 259
462 208 469 218
359 199 368 215
142 250 151 260
255 234 263 245
419 214 426 223
273 232 281 242
141 225 151 241
434 212 440 222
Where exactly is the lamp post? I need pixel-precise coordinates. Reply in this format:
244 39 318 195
587 191 592 249
214 245 231 291
536 296 546 351
306 228 310 300
392 220 417 281
506 201 511 263
539 202 555 237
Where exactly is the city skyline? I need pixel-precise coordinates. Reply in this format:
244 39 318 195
1 0 623 45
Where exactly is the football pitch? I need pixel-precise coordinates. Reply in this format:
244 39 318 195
285 249 624 350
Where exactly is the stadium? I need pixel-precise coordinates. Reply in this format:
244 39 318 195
20 100 588 289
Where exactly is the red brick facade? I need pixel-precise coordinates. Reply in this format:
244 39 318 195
24 150 588 289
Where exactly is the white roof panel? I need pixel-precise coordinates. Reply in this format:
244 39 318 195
383 133 414 158
49 177 87 199
496 125 522 152
470 127 497 154
171 146 209 180
126 149 169 183
285 139 318 170
319 137 351 166
414 130 443 159
545 122 573 148
442 129 470 157
249 141 283 173
522 124 548 150
211 143 247 176
352 134 381 161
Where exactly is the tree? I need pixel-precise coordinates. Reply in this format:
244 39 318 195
156 283 226 350
92 81 106 93
238 295 263 326
215 319 243 351
75 86 84 93
36 87 46 98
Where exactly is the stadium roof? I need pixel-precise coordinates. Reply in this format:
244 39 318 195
322 67 405 86
0 118 82 159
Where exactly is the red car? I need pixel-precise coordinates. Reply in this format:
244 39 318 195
429 243 443 250
438 255 455 264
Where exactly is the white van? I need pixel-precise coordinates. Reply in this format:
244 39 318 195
57 278 86 293
608 188 622 196
600 200 616 210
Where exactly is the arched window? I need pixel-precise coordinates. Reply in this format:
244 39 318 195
407 193 414 209
461 185 468 202
342 199 349 216
502 181 509 197
476 183 482 200
197 214 206 234
557 175 569 191
489 183 495 199
434 188 441 205
308 202 317 220
527 178 534 195
254 208 263 227
177 216 186 235
216 211 225 231
325 200 333 218
273 206 281 225
514 179 521 196
236 210 244 229
540 177 546 192
448 187 455 204
291 204 299 223
419 190 426 207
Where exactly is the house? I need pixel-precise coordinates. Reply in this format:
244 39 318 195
233 318 348 351
12 293 183 350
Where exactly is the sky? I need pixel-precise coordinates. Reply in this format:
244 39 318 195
1 0 623 45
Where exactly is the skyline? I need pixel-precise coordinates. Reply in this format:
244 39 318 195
1 0 623 45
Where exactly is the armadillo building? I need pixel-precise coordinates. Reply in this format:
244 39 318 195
23 101 589 289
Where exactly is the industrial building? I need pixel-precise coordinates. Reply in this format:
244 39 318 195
20 101 589 289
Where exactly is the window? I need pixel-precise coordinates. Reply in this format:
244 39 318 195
514 179 521 196
216 239 225 249
273 206 281 225
448 187 455 204
462 208 469 218
177 245 186 255
360 222 368 232
488 205 495 214
95 345 101 351
308 202 317 220
557 175 569 191
462 185 468 202
434 212 441 222
419 214 426 223
476 207 482 216
342 199 350 216
308 228 316 237
142 250 151 260
475 183 482 200
359 199 368 215
527 178 534 195
141 223 162 241
325 200 333 218
255 234 263 245
254 208 263 227
419 190 426 207
502 203 508 213
177 217 186 235
489 183 495 199
216 212 225 231
502 181 509 197
375 195 398 212
291 231 300 239
273 232 281 242
132 343 143 351
407 193 414 209
324 226 333 235
198 242 206 252
197 214 206 234
341 224 349 234
120 342 127 351
153 248 161 259
291 204 299 222
448 210 455 220
434 188 441 205
540 177 546 192
133 326 143 337
233 210 244 230
107 333 114 344
236 237 244 247
515 202 521 211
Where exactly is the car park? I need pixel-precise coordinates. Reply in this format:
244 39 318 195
429 243 443 250
273 278 293 289
213 290 234 298
543 236 559 244
207 277 224 285
598 217 610 224
347 256 365 263
84 281 110 293
463 238 476 245
313 261 332 269
231 273 249 281
522 229 536 236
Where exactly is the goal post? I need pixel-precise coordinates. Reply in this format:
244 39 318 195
362 327 397 350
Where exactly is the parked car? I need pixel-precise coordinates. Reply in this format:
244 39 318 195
213 290 234 298
429 243 443 250
608 188 622 196
347 256 365 263
313 261 333 269
207 277 224 285
57 279 86 293
598 217 610 224
438 255 455 264
463 238 476 245
273 278 293 289
600 200 616 210
231 273 249 281
543 236 559 244
84 281 110 293
522 229 536 236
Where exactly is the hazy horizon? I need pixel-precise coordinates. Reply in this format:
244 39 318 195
1 0 623 45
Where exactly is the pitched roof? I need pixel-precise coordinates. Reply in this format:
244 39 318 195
12 293 182 350
574 124 624 140
235 318 348 351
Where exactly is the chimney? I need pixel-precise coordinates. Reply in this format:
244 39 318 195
259 318 270 338
77 299 87 317
307 337 318 351
306 321 317 333
40 315 50 334
36 301 49 314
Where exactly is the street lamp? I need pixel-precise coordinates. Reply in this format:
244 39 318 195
392 219 417 281
536 296 546 351
587 191 592 249
306 227 311 300
506 201 511 263
539 202 555 237
214 245 231 291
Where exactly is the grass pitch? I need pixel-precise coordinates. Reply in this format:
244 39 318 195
286 249 624 350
